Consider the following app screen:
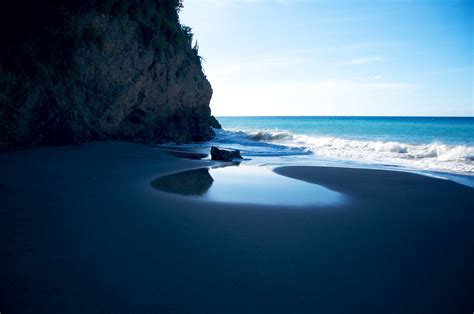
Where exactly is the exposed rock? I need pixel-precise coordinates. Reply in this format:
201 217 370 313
0 0 215 148
210 146 242 161
209 115 222 129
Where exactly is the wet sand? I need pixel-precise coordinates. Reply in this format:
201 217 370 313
1 141 473 313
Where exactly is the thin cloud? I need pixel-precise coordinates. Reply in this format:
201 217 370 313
338 56 384 65
338 41 400 50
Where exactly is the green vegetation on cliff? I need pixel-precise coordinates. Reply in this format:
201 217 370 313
0 0 217 147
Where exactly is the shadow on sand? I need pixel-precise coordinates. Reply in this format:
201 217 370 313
151 168 214 196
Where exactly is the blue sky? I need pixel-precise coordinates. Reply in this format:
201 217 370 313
180 0 473 116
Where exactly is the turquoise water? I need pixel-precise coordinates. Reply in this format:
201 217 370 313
217 116 474 145
208 116 474 176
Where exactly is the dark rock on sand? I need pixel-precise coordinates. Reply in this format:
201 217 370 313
210 146 242 161
0 0 215 148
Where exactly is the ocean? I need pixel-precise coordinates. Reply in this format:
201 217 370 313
202 116 474 186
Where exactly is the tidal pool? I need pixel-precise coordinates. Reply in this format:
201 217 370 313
152 165 345 207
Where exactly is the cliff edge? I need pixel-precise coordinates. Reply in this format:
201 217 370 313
0 0 216 147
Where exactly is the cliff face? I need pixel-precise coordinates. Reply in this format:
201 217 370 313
0 0 215 147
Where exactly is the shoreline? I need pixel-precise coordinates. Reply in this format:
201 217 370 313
155 143 474 188
1 141 473 313
207 117 474 183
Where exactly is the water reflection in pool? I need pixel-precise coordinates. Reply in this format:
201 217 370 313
151 165 345 207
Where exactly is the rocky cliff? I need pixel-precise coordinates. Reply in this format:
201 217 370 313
0 0 217 148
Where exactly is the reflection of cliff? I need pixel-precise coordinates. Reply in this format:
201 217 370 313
0 0 215 148
151 168 214 196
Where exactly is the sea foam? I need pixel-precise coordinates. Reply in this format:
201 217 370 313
211 128 474 174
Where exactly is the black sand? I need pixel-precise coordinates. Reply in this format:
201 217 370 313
1 142 473 313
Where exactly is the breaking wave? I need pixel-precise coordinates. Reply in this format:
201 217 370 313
213 128 474 174
209 129 311 157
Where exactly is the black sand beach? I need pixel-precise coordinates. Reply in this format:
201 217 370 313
1 142 473 313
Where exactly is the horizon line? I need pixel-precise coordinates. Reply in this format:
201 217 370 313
214 115 474 118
